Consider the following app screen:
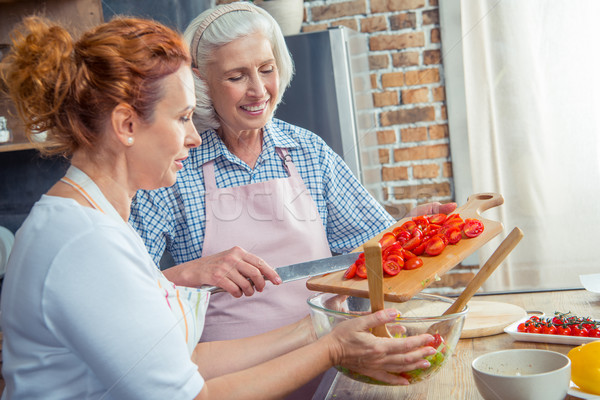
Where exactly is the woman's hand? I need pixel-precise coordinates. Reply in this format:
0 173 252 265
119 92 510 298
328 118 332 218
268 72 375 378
163 246 281 297
324 309 436 385
406 201 457 218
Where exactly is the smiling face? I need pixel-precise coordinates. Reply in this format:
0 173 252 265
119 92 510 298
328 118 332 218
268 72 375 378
132 64 201 190
204 31 279 137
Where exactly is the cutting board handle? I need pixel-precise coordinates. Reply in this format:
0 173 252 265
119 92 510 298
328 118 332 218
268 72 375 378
457 193 504 215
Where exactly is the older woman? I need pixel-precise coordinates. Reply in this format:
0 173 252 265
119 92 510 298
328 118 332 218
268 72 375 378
0 14 439 400
130 1 456 340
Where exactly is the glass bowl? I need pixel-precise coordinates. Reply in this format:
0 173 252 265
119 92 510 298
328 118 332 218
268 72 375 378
307 292 468 385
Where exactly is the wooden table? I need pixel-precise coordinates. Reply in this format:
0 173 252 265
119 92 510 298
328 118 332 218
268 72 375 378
317 289 600 400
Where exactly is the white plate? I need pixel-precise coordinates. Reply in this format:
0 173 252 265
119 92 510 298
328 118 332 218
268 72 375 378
569 381 600 399
504 316 600 346
0 226 15 278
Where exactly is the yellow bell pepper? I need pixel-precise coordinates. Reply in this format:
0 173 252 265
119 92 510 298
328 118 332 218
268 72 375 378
568 341 600 395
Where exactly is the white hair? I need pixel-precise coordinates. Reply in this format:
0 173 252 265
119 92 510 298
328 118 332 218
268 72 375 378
183 2 295 132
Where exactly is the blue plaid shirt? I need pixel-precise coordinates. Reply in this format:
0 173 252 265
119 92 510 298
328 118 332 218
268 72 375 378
129 119 396 266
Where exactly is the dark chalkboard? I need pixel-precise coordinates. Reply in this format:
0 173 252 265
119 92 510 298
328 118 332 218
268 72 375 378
102 0 214 32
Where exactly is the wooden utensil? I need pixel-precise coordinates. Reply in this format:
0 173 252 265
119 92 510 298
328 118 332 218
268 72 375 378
307 193 505 302
442 227 524 316
364 238 392 338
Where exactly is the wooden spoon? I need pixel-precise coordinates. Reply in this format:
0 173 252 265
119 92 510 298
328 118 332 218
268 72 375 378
364 237 392 338
443 227 524 316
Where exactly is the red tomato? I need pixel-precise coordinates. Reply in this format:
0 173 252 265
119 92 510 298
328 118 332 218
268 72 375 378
517 323 528 333
383 260 402 276
423 224 441 237
379 232 397 249
463 218 484 238
402 236 422 251
588 328 600 338
385 253 404 266
383 242 403 258
399 220 417 233
344 262 357 279
402 249 417 259
557 326 571 336
411 227 424 240
404 257 424 270
425 235 446 256
427 333 445 349
427 213 447 225
412 216 430 230
570 325 589 337
527 324 542 334
394 229 411 244
412 241 427 256
356 263 367 279
443 226 462 245
542 325 557 335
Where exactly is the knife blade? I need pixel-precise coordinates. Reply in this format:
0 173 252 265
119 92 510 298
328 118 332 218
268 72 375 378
201 252 360 294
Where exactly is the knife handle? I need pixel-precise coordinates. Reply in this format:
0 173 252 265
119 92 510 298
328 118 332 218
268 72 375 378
199 285 224 294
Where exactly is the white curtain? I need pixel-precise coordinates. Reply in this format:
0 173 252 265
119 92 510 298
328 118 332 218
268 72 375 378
459 0 600 291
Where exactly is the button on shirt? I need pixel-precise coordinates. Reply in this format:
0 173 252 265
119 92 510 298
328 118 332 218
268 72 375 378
129 119 396 265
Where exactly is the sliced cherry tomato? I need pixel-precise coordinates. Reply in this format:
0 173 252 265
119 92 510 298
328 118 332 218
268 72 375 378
383 242 403 258
412 241 427 256
402 236 422 251
444 227 462 245
402 249 417 259
394 229 411 244
399 220 417 233
463 218 484 238
344 262 357 279
427 333 444 349
383 260 402 276
427 213 447 225
379 232 397 249
423 224 441 237
412 216 430 230
425 235 446 256
404 257 424 270
411 227 424 240
356 263 367 279
385 253 404 266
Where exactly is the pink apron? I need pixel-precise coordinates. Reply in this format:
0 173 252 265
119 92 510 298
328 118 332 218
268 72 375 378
201 147 332 341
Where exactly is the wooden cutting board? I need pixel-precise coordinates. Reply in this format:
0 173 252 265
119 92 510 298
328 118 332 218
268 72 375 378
461 300 527 338
306 193 504 302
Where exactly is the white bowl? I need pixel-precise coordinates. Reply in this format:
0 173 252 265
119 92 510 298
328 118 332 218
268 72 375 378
472 349 571 400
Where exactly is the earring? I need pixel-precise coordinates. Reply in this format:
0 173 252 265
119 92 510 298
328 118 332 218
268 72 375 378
127 137 134 145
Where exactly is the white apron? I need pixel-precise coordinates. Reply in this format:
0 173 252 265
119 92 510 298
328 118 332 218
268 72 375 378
61 166 210 354
201 148 332 341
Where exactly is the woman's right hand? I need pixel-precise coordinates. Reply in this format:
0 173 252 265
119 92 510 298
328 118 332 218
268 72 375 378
324 309 437 385
162 246 281 297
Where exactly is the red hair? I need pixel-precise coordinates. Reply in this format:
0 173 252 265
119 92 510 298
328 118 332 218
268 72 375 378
1 16 190 156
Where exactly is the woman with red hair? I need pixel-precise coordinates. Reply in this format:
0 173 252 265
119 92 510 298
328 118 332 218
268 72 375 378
0 15 438 400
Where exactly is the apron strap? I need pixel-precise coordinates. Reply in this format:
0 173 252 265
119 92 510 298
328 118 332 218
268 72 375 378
202 160 217 191
275 148 301 179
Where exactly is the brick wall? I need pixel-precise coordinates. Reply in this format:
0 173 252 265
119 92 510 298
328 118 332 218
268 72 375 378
301 0 475 294
217 0 475 293
301 0 452 220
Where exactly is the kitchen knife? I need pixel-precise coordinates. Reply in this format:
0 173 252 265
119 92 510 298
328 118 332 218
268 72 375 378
201 252 360 294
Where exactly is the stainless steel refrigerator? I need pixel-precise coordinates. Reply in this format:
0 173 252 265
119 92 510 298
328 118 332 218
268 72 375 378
276 27 382 201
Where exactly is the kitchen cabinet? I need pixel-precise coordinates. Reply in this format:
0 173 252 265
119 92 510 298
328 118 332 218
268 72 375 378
0 0 103 152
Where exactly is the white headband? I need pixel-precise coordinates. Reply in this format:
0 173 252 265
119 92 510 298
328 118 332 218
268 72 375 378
190 3 258 67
